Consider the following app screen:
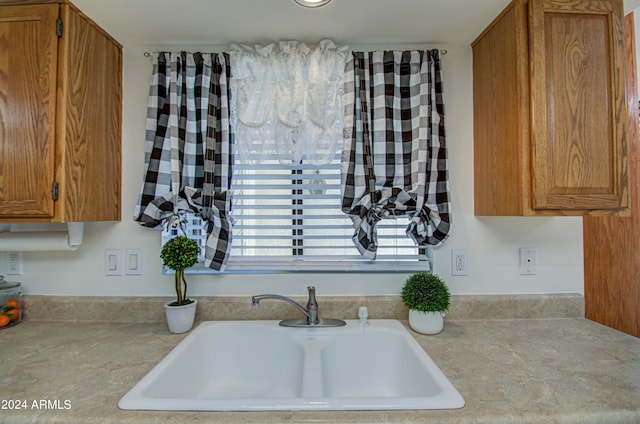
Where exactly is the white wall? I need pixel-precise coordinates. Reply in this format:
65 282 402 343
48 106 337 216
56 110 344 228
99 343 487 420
2 42 584 298
628 0 640 14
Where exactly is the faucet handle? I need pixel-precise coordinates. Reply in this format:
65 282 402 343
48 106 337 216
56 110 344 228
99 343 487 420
306 286 318 324
306 286 317 310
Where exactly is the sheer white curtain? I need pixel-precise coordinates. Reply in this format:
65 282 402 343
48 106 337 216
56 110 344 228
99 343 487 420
229 40 348 165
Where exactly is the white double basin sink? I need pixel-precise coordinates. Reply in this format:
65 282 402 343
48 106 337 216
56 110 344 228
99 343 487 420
118 320 465 411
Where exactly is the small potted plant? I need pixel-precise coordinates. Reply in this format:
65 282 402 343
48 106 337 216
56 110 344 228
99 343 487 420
160 235 200 333
401 271 451 335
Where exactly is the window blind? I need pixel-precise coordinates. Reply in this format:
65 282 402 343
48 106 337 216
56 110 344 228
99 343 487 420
163 153 431 273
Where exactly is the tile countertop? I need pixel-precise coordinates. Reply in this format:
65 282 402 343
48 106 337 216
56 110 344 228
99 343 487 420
0 296 639 424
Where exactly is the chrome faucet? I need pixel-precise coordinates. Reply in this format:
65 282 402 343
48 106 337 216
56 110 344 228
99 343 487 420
251 286 346 328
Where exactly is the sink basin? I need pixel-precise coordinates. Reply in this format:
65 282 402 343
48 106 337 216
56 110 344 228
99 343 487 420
321 326 444 401
118 320 465 411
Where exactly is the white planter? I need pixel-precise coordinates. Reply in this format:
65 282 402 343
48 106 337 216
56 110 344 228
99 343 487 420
164 299 197 334
408 309 445 335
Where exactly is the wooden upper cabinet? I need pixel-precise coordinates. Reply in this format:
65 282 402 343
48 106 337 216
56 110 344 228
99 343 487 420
0 1 122 223
472 0 629 216
0 5 58 219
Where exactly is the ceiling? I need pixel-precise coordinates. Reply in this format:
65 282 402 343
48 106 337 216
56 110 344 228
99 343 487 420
70 0 512 47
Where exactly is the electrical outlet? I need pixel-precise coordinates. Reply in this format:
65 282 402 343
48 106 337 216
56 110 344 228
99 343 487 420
519 247 536 275
451 249 468 276
6 252 22 275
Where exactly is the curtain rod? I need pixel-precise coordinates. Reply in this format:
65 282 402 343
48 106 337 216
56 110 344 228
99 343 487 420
143 49 448 57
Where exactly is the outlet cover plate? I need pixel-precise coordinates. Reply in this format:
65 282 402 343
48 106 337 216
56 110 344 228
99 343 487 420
519 247 536 275
5 251 22 275
451 249 468 276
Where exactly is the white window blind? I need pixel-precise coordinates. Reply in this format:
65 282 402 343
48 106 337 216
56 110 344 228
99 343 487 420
162 153 431 273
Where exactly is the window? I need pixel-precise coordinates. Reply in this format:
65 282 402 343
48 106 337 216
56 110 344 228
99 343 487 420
150 47 449 274
162 152 431 273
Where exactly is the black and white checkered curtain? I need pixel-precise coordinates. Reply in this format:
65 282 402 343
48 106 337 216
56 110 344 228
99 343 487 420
341 50 451 259
134 52 233 271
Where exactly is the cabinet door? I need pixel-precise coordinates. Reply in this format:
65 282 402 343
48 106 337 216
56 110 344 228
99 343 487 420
529 0 628 211
583 11 639 338
0 5 58 218
57 4 122 222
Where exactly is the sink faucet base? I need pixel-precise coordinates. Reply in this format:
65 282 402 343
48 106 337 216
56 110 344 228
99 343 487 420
252 286 346 328
280 318 346 328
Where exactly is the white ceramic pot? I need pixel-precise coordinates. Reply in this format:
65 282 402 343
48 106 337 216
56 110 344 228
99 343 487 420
164 299 197 334
408 309 445 335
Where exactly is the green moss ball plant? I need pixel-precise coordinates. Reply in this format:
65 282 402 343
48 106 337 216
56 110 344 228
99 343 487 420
160 236 200 306
402 272 451 335
401 272 450 313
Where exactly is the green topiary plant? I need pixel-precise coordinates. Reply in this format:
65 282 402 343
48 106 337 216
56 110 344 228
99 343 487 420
160 236 200 306
401 272 450 313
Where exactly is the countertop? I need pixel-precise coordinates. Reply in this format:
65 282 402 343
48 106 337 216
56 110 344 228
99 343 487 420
1 316 638 424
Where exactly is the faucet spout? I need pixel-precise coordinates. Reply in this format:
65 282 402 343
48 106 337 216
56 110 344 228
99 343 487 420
251 293 314 322
251 286 345 328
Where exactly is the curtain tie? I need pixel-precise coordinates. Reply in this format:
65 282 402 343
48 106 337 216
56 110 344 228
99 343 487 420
348 187 417 259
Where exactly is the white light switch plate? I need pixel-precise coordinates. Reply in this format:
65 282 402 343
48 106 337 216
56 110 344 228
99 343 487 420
125 248 143 275
105 249 122 276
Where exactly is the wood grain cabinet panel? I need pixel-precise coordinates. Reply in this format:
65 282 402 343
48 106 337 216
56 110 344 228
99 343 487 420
0 1 121 223
473 0 629 216
583 12 639 338
0 5 58 218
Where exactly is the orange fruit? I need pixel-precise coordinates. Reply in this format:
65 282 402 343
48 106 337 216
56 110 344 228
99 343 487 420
0 315 9 327
5 300 19 309
6 308 19 321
